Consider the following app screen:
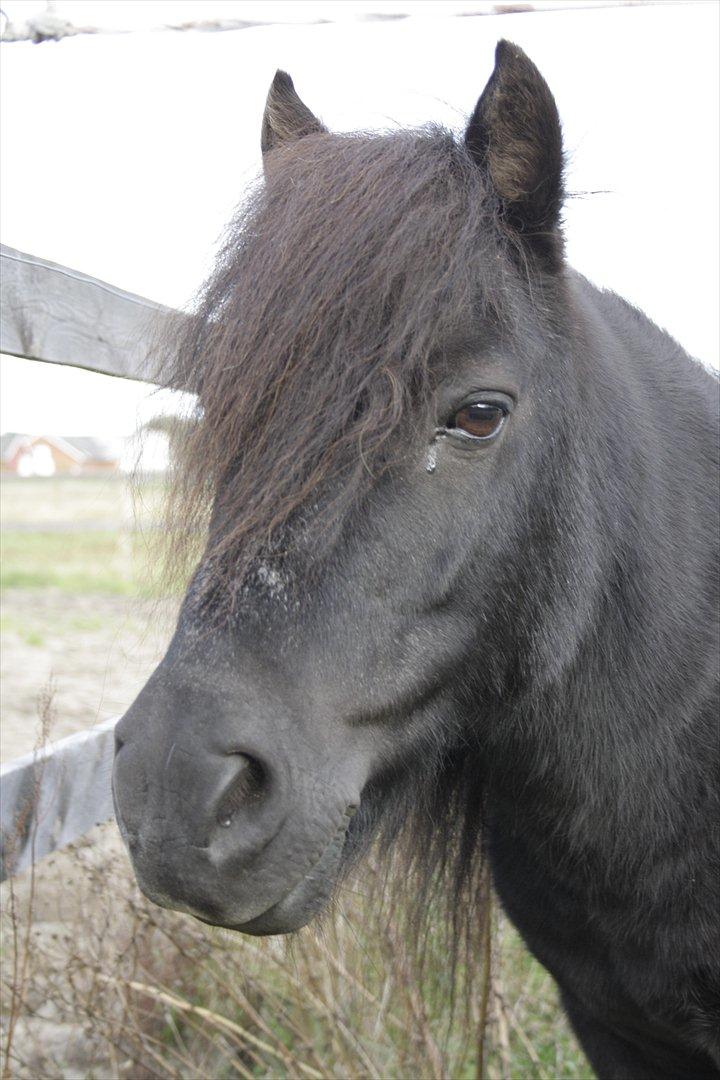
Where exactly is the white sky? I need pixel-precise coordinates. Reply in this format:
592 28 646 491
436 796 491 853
0 1 650 31
1 1 718 436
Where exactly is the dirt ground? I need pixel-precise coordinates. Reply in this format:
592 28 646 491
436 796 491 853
1 590 177 762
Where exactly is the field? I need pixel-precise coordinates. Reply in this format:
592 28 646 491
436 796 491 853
0 476 592 1079
0 476 173 760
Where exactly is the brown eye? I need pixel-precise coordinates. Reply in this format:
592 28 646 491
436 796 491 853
449 402 507 440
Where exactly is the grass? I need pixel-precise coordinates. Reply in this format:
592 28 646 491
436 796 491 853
0 530 160 595
1 475 170 597
2 828 592 1079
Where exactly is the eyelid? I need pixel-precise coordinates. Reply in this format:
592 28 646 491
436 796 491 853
452 391 514 412
441 392 514 427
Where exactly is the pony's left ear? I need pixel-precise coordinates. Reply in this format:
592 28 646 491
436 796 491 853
261 71 327 156
465 41 564 271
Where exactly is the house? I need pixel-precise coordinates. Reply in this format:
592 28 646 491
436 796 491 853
0 433 120 477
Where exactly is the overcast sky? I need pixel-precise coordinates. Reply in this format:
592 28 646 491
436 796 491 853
1 0 718 436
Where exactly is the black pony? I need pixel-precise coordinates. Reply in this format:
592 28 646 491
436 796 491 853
113 42 720 1079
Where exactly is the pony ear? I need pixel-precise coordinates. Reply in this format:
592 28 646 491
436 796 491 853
261 71 327 155
465 40 564 270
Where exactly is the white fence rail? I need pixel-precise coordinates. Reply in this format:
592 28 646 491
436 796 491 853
1 244 175 878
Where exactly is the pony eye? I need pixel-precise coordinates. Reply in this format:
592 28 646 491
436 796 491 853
449 402 507 440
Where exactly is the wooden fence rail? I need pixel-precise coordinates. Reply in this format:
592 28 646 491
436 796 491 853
0 719 117 881
0 245 177 878
0 243 174 381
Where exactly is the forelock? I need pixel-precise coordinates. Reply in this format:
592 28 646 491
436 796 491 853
158 125 508 609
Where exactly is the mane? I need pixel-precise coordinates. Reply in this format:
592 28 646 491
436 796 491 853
158 125 513 604
340 723 492 1038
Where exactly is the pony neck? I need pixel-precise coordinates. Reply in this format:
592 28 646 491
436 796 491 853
486 272 718 880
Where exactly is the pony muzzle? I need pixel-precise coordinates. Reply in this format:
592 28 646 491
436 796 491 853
112 702 363 932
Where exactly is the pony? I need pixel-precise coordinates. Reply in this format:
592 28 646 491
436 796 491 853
113 41 720 1079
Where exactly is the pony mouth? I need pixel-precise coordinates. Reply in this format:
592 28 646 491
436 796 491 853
196 807 357 936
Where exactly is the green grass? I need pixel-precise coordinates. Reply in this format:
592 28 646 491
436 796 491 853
490 923 594 1079
0 617 46 646
0 529 161 596
1 477 175 597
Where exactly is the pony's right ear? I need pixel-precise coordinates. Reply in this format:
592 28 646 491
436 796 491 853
465 41 564 271
261 71 327 156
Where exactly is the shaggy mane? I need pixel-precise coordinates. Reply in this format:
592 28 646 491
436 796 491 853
158 126 509 602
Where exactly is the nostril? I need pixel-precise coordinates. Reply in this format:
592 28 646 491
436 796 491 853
216 753 267 828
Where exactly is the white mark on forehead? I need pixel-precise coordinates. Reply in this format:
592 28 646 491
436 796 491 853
252 561 302 613
256 561 288 600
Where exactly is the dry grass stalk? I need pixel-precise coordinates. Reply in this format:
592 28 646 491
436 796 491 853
1 683 56 1080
